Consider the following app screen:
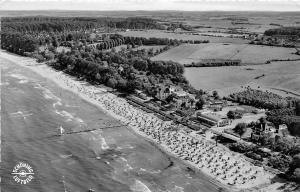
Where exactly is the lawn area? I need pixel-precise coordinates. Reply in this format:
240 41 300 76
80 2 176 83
152 43 300 64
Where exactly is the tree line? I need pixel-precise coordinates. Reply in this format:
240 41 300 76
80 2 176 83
228 88 293 110
2 16 164 33
0 16 164 55
185 59 241 67
264 27 300 38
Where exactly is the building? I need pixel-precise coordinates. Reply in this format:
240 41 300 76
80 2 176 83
134 89 151 101
171 94 194 109
154 84 184 100
197 111 230 127
251 122 277 142
154 85 172 100
153 84 195 110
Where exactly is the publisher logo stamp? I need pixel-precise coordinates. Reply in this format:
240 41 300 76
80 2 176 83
11 162 35 184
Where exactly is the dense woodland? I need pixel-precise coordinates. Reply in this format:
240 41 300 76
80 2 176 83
264 27 300 37
229 89 292 109
1 16 208 55
53 48 187 95
2 17 164 32
0 17 196 96
1 17 165 55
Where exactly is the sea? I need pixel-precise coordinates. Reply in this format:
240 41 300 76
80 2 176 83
0 57 223 192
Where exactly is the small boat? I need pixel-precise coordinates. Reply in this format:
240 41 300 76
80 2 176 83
58 126 65 135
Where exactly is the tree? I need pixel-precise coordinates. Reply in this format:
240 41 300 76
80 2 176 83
213 90 219 98
287 153 300 181
117 78 127 90
138 39 143 46
189 99 195 107
296 101 300 116
292 168 300 180
195 97 205 110
126 80 138 93
227 110 235 119
289 121 300 136
44 52 55 60
259 116 267 125
166 94 174 103
106 78 118 89
52 37 59 47
234 123 247 139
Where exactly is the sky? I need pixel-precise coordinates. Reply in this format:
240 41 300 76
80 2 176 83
0 0 299 11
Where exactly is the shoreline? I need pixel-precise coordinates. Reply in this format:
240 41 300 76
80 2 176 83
0 50 274 191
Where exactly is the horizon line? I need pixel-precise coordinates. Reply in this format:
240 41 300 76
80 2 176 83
1 9 300 12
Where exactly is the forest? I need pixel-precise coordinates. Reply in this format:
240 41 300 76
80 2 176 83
0 16 196 97
0 16 165 55
2 17 164 32
53 47 187 95
228 88 292 109
264 27 300 37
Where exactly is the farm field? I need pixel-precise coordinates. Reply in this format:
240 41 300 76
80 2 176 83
118 30 248 44
152 43 300 64
184 60 300 98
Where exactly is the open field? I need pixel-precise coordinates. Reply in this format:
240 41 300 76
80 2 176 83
152 43 300 64
118 30 248 44
184 61 300 98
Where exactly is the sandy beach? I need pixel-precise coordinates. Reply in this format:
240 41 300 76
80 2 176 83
0 50 274 190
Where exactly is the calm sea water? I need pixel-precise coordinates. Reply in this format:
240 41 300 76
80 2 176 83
1 58 223 192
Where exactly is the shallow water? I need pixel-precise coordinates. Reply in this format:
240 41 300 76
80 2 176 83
1 58 223 192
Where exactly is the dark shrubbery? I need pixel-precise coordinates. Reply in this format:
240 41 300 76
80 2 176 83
229 88 290 110
228 142 256 153
264 27 300 37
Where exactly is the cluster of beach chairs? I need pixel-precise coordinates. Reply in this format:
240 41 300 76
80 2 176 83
55 72 270 188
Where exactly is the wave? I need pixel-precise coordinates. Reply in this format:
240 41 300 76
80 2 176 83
130 180 152 192
9 73 29 80
55 110 74 122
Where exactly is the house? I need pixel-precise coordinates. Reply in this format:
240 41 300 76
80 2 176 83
154 85 172 100
171 94 194 109
197 111 230 127
209 105 223 112
251 121 277 142
153 84 195 109
154 84 183 101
